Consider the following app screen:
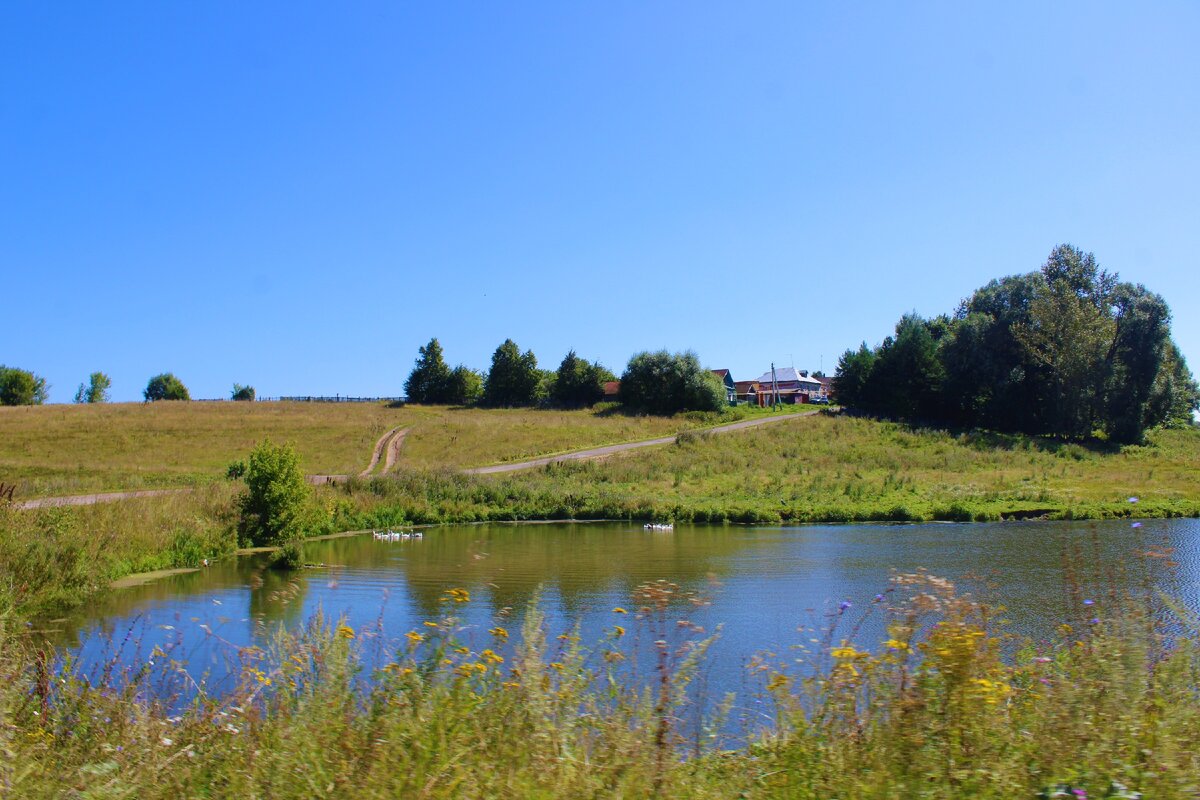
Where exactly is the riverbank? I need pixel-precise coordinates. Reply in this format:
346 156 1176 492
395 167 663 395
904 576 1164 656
3 415 1198 618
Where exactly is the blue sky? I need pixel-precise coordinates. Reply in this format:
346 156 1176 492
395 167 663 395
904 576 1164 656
3 2 1197 402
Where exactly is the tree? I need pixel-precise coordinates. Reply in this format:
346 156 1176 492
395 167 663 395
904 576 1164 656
74 372 111 404
834 344 877 409
404 338 453 404
619 350 725 415
237 439 316 566
231 384 256 401
482 339 540 407
445 365 483 406
550 350 614 408
143 373 190 401
862 313 945 420
0 366 49 406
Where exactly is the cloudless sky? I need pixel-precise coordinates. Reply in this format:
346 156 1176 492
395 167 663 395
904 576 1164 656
3 2 1197 402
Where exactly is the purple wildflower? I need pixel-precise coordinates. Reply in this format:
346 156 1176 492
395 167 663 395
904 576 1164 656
1083 599 1094 606
1128 496 1139 503
1131 521 1142 528
874 594 884 603
838 600 852 611
1089 618 1100 625
1073 789 1087 799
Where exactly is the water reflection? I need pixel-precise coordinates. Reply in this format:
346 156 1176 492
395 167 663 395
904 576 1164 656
49 518 1200 703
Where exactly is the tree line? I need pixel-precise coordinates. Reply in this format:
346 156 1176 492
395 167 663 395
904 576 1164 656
404 338 727 414
0 368 256 405
835 244 1199 443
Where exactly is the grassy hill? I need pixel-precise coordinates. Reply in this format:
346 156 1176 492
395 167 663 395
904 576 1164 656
341 414 1200 526
0 400 774 498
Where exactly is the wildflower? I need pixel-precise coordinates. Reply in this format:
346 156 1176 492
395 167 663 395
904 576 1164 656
1089 618 1100 625
766 673 792 692
1083 599 1094 606
423 621 439 628
454 646 470 655
549 662 565 671
488 626 509 640
612 625 626 638
1131 521 1142 528
337 624 355 640
874 593 884 602
612 607 628 614
830 644 867 660
603 650 625 663
838 600 852 611
404 631 425 645
1128 496 1139 503
445 587 471 603
480 649 504 665
1033 656 1052 663
883 638 909 651
161 737 173 747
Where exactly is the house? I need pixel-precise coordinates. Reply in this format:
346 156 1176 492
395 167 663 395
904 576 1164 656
602 380 621 401
734 380 759 404
752 367 825 406
710 369 736 405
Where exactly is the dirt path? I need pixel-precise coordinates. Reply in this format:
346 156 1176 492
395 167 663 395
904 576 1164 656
464 410 819 475
359 427 403 477
16 488 188 510
381 428 408 473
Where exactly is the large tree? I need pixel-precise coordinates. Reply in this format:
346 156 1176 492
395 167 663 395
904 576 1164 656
619 350 725 415
836 244 1197 443
550 350 614 408
482 339 540 407
0 366 49 406
404 338 453 404
144 373 190 402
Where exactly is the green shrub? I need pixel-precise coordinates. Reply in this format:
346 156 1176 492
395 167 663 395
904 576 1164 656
237 440 321 555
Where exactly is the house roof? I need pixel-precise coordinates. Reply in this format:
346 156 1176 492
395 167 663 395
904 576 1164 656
711 369 730 378
602 381 620 396
754 367 822 386
734 380 759 392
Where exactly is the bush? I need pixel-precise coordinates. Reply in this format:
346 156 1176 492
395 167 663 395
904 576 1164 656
0 365 49 406
231 384 256 401
144 373 190 402
236 440 318 558
73 371 111 404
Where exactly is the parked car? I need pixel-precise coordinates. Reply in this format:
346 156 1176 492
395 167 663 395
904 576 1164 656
809 396 830 405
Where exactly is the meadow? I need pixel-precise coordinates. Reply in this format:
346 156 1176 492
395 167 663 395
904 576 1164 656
338 414 1200 528
0 400 773 498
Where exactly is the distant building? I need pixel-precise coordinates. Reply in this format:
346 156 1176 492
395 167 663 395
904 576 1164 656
602 380 621 401
710 369 736 405
752 367 825 405
734 380 760 404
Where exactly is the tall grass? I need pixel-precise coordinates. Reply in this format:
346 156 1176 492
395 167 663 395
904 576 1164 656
3 560 1198 797
335 415 1200 526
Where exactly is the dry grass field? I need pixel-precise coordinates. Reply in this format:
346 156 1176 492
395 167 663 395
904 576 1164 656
0 400 745 498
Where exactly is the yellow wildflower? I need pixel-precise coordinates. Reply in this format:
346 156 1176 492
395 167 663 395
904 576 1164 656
883 639 909 651
549 662 565 671
445 588 471 604
613 607 628 614
613 625 626 638
404 631 424 645
480 649 504 665
488 626 509 640
336 624 355 640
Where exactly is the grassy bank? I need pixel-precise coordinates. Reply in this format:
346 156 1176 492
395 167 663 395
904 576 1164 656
337 414 1200 527
0 400 794 498
3 566 1198 797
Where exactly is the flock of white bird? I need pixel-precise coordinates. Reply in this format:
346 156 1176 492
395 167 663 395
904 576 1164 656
643 523 674 532
372 529 424 542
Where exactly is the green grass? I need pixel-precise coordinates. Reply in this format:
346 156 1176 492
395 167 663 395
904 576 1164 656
337 414 1200 526
4 564 1199 798
0 401 794 498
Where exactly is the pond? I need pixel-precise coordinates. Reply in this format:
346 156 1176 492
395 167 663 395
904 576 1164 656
50 518 1200 710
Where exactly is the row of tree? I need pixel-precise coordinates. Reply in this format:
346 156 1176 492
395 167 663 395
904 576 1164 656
404 338 727 414
0 368 255 405
836 245 1199 443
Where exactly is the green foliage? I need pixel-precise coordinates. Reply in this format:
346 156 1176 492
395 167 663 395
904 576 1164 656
550 350 614 408
73 372 111 404
404 338 453 404
231 384 256 401
619 350 726 415
837 244 1198 443
481 339 540 407
445 365 483 406
236 439 316 552
0 365 49 406
143 372 190 402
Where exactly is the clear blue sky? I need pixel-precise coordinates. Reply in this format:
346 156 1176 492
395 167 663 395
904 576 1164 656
3 2 1197 401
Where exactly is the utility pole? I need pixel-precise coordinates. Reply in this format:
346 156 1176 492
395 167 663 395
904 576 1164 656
771 362 780 409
